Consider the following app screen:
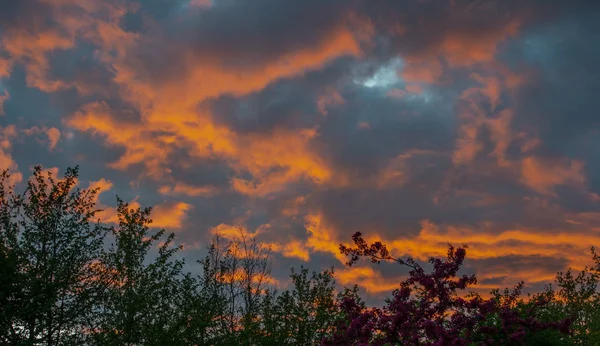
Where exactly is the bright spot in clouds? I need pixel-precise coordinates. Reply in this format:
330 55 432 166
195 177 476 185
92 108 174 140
355 58 403 88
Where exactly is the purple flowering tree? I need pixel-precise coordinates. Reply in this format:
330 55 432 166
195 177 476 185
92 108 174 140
322 232 573 346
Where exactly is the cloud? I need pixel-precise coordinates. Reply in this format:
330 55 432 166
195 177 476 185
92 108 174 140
86 178 191 229
2 0 600 302
97 198 191 230
151 201 192 229
520 157 586 196
317 87 345 116
189 0 212 8
158 183 219 197
0 0 134 94
0 125 22 184
62 1 369 193
88 178 113 196
22 126 62 151
335 266 402 294
45 127 61 151
266 240 310 262
0 90 8 115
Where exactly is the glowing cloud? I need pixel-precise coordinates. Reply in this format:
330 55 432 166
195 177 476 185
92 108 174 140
2 0 599 302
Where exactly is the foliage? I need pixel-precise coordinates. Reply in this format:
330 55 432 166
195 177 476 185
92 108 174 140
86 198 187 345
1 166 600 345
322 232 573 345
259 266 339 345
0 166 106 345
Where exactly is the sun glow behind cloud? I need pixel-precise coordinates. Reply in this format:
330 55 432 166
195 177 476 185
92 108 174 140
355 57 404 88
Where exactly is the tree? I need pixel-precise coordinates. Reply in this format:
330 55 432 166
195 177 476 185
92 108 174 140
520 247 600 346
87 198 186 346
260 267 339 345
3 165 595 345
552 250 600 345
206 229 273 345
323 232 573 345
0 166 107 345
172 244 229 345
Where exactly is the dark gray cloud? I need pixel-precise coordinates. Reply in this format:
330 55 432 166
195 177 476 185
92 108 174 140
207 79 322 134
314 90 455 180
2 0 600 304
470 254 569 278
130 0 353 87
0 0 51 31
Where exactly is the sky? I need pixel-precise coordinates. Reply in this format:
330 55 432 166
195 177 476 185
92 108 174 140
1 0 600 301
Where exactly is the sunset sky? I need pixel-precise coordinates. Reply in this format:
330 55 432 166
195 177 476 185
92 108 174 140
1 0 599 301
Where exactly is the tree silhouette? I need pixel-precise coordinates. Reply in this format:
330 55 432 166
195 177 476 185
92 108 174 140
1 166 599 345
0 166 106 345
87 198 185 345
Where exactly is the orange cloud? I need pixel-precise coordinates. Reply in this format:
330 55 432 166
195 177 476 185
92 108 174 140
23 126 62 151
158 183 218 197
281 195 308 218
326 149 446 191
0 125 17 152
135 25 364 109
46 127 61 150
0 58 9 78
85 177 114 207
294 206 600 296
210 223 248 239
382 153 428 188
230 128 332 196
96 197 190 230
452 70 529 168
385 218 598 283
520 157 586 195
2 26 75 92
151 201 192 229
266 240 310 261
335 266 401 294
0 0 133 94
439 20 520 67
67 101 177 179
219 266 280 290
96 199 139 224
453 75 499 166
398 15 520 89
0 125 22 184
401 57 442 84
317 87 345 115
452 118 484 167
302 212 349 263
87 178 113 202
67 22 360 193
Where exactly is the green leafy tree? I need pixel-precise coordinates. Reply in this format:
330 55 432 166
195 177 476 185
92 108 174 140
88 198 186 346
258 268 362 346
276 267 338 345
0 166 107 345
0 169 23 344
552 250 600 345
173 244 230 345
525 247 600 346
